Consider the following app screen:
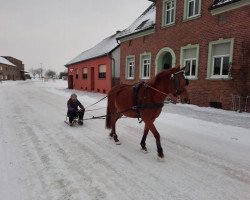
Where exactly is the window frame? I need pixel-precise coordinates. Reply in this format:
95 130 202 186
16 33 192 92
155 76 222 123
162 0 176 27
180 44 199 79
183 0 201 21
207 38 234 79
98 64 106 79
125 55 135 80
140 52 151 80
82 67 88 79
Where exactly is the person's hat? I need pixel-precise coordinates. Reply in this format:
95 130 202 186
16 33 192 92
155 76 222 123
71 93 77 98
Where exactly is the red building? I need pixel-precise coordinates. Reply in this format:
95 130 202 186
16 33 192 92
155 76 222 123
65 32 121 94
118 0 250 111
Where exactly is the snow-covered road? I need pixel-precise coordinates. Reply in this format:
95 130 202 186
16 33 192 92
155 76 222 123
1 80 250 200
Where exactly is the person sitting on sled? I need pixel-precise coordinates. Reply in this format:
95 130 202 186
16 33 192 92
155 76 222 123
67 93 85 126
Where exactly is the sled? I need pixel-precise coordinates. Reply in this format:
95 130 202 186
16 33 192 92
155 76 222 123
64 116 83 127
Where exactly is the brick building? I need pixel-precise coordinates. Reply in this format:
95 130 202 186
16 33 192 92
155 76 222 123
65 32 120 94
0 56 25 81
118 0 250 111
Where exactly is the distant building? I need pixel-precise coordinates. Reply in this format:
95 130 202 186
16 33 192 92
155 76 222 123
117 0 250 111
65 32 121 94
0 56 25 81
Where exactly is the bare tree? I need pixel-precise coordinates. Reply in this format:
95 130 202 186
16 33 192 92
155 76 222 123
45 70 56 78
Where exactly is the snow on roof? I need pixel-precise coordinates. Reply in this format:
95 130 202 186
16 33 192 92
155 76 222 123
118 3 156 39
66 32 121 66
0 56 16 67
210 0 241 9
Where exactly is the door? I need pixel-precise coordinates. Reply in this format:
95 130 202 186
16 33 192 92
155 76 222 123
163 52 172 70
68 75 73 89
91 67 95 91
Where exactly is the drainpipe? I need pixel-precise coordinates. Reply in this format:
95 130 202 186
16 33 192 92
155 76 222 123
108 53 116 87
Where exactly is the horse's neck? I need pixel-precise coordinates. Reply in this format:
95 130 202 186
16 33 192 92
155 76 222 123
148 82 169 103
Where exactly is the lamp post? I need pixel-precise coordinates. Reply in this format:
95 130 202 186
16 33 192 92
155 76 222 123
40 63 43 79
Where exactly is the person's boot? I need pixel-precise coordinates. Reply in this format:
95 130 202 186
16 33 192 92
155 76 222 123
78 120 83 125
69 119 73 126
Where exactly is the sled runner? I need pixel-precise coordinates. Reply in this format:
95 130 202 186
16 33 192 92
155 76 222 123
64 116 83 127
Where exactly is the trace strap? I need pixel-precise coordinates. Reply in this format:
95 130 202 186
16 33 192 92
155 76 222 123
85 96 107 109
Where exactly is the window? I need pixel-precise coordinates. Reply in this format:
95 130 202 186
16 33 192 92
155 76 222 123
212 43 230 77
136 20 149 30
140 53 151 79
76 69 79 79
180 45 199 79
163 0 176 26
126 56 135 79
99 65 106 79
0 75 3 79
5 75 8 80
83 68 88 79
207 38 234 79
184 0 201 20
0 66 2 71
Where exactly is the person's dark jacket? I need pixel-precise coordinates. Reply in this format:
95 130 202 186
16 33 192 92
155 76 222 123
67 99 84 114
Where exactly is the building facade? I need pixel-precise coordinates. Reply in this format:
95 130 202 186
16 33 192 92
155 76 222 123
0 56 25 81
118 0 250 111
65 32 120 94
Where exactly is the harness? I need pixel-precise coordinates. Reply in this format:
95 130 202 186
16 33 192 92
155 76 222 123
132 82 164 123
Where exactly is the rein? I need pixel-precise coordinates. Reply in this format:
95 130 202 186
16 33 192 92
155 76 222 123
144 84 169 97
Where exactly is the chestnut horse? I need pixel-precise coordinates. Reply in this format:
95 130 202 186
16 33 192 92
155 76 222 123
105 66 189 158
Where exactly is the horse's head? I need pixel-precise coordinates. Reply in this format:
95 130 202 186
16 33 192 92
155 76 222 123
148 65 190 103
169 65 189 103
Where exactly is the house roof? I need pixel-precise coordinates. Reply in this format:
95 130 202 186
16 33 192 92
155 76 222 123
0 56 16 67
117 3 156 39
210 0 242 9
66 32 121 66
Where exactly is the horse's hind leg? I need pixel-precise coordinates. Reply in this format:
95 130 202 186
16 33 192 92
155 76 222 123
140 125 149 152
146 122 164 158
111 115 121 145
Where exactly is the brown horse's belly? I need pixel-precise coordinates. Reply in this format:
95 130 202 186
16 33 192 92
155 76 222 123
120 110 138 118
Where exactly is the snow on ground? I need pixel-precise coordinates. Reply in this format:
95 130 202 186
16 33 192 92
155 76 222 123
0 80 250 200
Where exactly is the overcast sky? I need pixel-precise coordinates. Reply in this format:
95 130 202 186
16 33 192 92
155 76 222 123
0 0 152 73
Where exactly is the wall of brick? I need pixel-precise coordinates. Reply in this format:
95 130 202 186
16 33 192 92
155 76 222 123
120 0 250 111
2 56 25 80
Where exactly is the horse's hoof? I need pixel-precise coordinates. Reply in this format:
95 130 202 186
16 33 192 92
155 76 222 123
157 156 165 162
140 148 148 154
115 141 121 145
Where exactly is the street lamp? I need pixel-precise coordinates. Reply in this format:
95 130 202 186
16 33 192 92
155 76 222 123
40 63 43 79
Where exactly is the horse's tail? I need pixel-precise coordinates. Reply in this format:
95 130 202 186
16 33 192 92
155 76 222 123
105 99 112 129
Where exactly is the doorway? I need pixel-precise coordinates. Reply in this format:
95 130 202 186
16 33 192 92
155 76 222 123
162 52 172 70
155 47 176 74
68 75 73 89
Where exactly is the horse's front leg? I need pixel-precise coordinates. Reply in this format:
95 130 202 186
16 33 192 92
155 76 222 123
146 122 164 158
140 125 149 152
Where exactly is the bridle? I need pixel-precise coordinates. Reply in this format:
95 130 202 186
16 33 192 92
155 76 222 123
170 70 189 96
143 70 189 97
